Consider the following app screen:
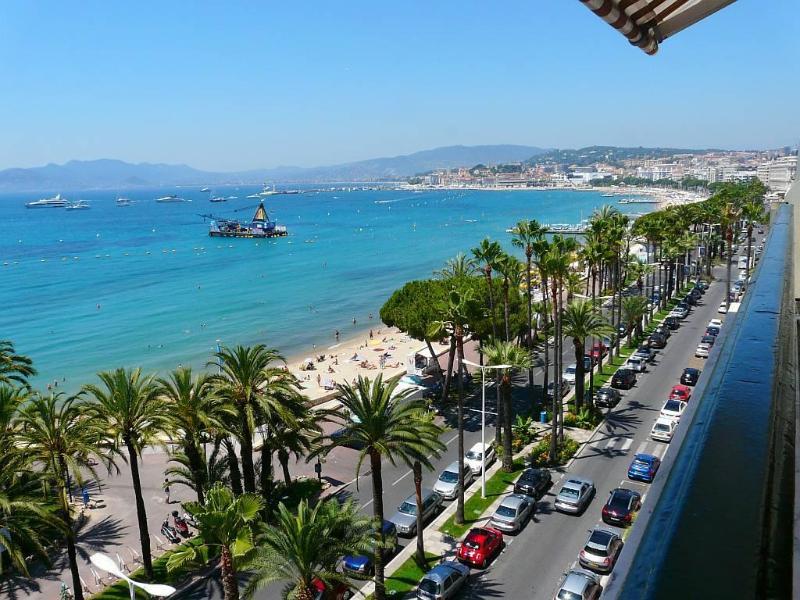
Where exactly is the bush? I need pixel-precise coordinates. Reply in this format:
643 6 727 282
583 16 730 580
529 434 580 467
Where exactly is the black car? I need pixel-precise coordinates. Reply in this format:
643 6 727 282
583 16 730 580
689 288 703 299
680 367 701 386
602 488 642 527
683 294 698 306
692 284 706 295
663 316 680 330
514 468 552 500
617 322 628 337
611 369 636 390
648 333 667 349
677 301 691 312
654 325 671 339
594 387 622 408
706 325 721 337
634 345 656 363
701 334 716 346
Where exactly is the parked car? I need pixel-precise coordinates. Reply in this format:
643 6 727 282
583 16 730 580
583 355 594 370
389 489 442 536
611 369 636 390
579 529 624 574
547 379 572 400
513 467 552 499
456 527 503 568
718 302 728 314
648 332 667 349
554 477 595 514
464 442 495 475
684 294 698 306
661 399 687 421
654 325 671 339
624 356 647 373
329 427 366 450
680 367 701 386
669 384 692 402
602 488 642 527
563 363 578 384
701 334 716 347
433 461 474 501
663 316 680 330
553 569 603 600
594 387 621 408
708 318 723 328
490 493 534 534
651 417 678 442
342 521 398 576
634 345 656 363
416 561 470 600
705 325 721 337
627 453 661 483
589 342 607 361
695 342 711 358
669 306 688 320
617 322 628 337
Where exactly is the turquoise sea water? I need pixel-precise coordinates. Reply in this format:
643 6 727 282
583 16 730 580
0 186 642 391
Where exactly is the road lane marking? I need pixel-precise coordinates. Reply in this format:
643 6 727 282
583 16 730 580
446 433 459 445
635 441 648 455
620 438 633 452
604 436 620 449
360 498 374 509
392 469 413 486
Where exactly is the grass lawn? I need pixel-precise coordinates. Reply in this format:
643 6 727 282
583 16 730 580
384 551 440 596
439 461 525 540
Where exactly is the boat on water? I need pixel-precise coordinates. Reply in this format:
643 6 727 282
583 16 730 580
156 194 187 203
246 193 261 199
200 187 211 192
25 193 69 208
65 200 90 210
601 192 614 197
210 196 227 203
205 202 288 239
116 197 133 206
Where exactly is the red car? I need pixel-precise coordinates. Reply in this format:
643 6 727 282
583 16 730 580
457 527 504 569
589 342 608 361
669 384 692 402
311 578 351 600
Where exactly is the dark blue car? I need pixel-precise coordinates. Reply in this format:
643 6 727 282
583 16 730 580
627 453 661 483
342 521 397 576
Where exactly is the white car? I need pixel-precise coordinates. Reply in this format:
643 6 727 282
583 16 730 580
708 319 723 328
651 417 677 442
563 364 578 384
695 343 711 358
624 356 647 373
464 442 495 475
660 399 687 422
717 303 728 314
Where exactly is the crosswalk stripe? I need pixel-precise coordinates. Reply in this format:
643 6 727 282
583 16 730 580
620 438 633 452
605 437 619 449
635 441 648 455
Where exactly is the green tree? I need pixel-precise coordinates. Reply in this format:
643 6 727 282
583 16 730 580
310 375 442 600
621 296 649 346
83 368 168 580
167 483 263 600
0 340 36 388
561 300 613 411
471 238 503 339
270 411 319 486
434 252 476 279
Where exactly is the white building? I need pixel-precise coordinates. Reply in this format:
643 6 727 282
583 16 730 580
756 155 797 193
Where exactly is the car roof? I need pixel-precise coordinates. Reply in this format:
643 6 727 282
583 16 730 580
633 453 657 462
500 494 528 509
468 442 488 452
442 460 461 473
587 528 618 546
402 488 435 504
672 384 689 391
520 467 545 478
562 570 596 594
466 527 497 543
563 477 592 489
654 417 675 426
610 487 639 499
683 367 700 374
426 561 467 582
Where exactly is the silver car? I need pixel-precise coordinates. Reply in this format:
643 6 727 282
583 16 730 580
433 461 474 501
554 477 595 515
554 569 602 600
389 488 442 536
579 528 623 574
417 560 470 600
490 493 534 533
624 356 646 373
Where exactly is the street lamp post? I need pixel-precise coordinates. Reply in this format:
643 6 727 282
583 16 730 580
90 553 176 600
463 359 509 498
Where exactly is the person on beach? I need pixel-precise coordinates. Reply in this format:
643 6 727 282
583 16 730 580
369 329 374 340
335 329 340 342
163 478 171 504
352 317 357 325
317 373 321 387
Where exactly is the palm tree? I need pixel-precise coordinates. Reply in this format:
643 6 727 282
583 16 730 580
561 300 613 411
158 367 233 504
210 345 294 496
310 375 442 600
511 220 545 402
471 238 503 339
741 197 766 279
270 412 319 486
167 483 263 600
494 253 521 342
17 393 106 600
83 368 168 580
165 442 230 499
0 340 36 388
531 238 552 407
245 498 377 600
435 252 476 279
483 339 531 470
621 296 649 346
719 199 742 310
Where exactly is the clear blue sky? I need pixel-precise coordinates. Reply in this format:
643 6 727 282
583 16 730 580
0 1 797 171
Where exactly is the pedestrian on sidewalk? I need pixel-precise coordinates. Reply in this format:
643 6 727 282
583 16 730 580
81 485 90 509
163 478 171 504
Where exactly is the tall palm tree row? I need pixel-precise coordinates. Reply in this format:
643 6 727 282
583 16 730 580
561 300 613 411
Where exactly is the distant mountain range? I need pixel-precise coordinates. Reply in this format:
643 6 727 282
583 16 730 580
0 145 548 192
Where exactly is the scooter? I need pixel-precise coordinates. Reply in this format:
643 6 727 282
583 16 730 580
182 512 198 528
172 510 193 538
161 516 180 544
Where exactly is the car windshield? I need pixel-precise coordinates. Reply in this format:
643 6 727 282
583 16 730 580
439 470 459 484
398 501 416 515
655 423 670 432
566 367 576 374
664 400 682 412
496 505 517 518
557 590 583 600
608 494 630 510
465 450 482 460
418 579 439 594
559 487 579 499
521 471 539 483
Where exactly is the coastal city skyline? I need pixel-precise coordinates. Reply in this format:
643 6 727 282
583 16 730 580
1 1 798 171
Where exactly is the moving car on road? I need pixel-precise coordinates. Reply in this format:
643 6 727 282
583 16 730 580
416 561 470 600
681 367 701 386
490 493 534 534
554 477 595 514
602 488 642 527
651 417 678 442
579 528 624 574
669 384 692 402
433 461 474 501
627 453 661 483
513 467 552 499
456 527 503 568
389 489 442 536
554 569 603 600
594 387 622 408
464 442 495 475
611 368 636 390
660 399 687 422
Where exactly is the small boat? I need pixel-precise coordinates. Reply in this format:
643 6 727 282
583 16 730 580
200 187 211 192
210 196 227 203
116 197 133 206
65 200 90 210
601 192 614 197
156 194 187 203
25 193 69 208
246 193 261 199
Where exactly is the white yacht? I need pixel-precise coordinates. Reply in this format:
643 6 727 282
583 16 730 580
65 200 90 210
116 197 133 206
155 194 186 203
200 187 211 192
25 193 69 208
